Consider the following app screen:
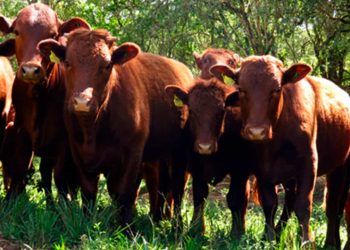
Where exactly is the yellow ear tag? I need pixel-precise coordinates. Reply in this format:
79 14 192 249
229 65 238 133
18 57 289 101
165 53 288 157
222 74 234 86
49 51 60 64
173 95 184 107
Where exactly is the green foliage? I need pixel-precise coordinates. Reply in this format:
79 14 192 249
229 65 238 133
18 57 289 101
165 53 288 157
0 0 349 84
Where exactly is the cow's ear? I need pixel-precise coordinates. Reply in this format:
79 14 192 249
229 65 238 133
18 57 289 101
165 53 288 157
165 85 188 108
0 39 15 57
193 51 202 69
0 15 13 34
112 42 140 65
225 90 240 107
37 39 66 61
282 64 312 84
59 17 91 36
210 64 239 85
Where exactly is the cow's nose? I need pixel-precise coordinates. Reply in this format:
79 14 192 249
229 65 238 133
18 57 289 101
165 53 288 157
73 96 92 113
72 87 94 113
196 143 215 155
245 126 268 141
22 65 40 75
19 62 44 83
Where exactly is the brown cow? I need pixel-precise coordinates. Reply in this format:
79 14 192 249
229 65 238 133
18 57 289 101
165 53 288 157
212 55 350 249
0 3 90 202
166 77 258 237
38 29 193 229
193 48 241 79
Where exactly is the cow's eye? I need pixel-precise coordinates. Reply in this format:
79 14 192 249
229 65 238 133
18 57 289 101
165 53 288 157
105 62 112 70
203 58 209 64
273 87 281 93
228 59 235 66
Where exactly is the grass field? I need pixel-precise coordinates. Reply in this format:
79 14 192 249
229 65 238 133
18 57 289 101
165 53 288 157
0 158 347 250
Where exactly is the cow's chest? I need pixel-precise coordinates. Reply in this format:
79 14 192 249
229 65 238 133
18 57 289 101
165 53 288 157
262 140 301 184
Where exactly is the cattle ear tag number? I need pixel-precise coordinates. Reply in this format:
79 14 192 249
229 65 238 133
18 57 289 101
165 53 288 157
50 51 60 64
222 74 234 86
173 95 184 107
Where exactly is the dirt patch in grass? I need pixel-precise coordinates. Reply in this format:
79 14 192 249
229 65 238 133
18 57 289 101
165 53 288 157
0 235 21 250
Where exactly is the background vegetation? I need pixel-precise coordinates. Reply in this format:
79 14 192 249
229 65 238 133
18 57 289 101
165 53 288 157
1 0 349 85
0 0 349 249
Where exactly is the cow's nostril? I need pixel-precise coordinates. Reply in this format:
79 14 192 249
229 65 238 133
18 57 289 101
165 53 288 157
22 67 26 74
73 98 78 105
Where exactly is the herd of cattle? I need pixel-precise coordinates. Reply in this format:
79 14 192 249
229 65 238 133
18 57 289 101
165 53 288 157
0 3 350 249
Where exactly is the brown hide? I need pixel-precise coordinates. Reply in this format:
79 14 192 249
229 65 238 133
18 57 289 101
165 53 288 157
193 48 241 79
41 29 193 227
0 57 13 120
0 3 90 200
218 55 350 248
166 77 257 237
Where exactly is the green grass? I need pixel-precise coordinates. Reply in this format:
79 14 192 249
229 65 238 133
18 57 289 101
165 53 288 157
0 159 347 249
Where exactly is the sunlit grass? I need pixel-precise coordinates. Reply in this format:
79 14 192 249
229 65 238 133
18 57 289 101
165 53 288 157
0 159 347 249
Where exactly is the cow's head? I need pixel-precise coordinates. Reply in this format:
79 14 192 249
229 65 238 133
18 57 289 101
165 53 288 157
0 3 90 84
211 55 312 141
166 78 238 155
38 29 140 117
193 48 241 79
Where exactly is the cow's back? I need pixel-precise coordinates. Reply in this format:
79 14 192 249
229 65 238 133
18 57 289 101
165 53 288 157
118 53 193 160
309 77 350 174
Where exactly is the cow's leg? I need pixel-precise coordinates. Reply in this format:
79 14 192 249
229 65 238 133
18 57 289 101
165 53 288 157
170 152 188 229
275 179 296 235
324 166 349 249
1 125 32 199
114 147 143 231
258 181 278 241
228 173 250 238
54 149 79 201
294 155 317 247
38 157 54 206
190 172 209 235
143 161 161 221
79 170 99 215
157 159 174 219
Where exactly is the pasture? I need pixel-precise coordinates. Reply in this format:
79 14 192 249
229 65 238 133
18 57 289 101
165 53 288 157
0 1 349 249
0 158 346 249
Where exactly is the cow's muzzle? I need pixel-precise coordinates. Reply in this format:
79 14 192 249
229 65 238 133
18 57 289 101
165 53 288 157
18 61 45 84
243 125 271 141
71 87 96 113
195 140 218 155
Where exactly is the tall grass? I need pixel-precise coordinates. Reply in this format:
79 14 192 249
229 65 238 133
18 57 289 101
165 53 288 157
0 161 347 249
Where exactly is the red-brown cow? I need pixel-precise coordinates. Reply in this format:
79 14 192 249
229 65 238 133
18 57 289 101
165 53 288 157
0 3 90 202
193 48 241 79
166 77 258 237
38 29 193 229
213 55 350 249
